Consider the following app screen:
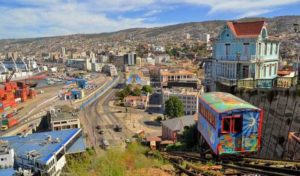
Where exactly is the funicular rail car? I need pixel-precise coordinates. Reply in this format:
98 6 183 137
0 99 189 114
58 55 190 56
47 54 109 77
197 92 263 155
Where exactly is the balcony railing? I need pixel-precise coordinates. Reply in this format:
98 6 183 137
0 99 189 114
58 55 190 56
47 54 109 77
217 55 252 61
216 77 237 86
237 76 298 89
216 55 278 62
277 76 298 88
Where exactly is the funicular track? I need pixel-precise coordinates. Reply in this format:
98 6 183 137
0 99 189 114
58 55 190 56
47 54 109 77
160 151 300 176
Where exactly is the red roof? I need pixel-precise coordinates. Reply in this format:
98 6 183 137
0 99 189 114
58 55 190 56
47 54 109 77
227 21 265 38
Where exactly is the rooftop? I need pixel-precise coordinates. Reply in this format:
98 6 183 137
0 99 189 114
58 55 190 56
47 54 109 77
199 92 259 113
162 115 195 132
51 105 79 121
227 21 265 38
160 69 195 76
0 128 84 165
162 87 199 96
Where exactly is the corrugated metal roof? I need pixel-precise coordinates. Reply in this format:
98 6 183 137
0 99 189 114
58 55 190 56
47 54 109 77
0 168 15 176
0 128 82 165
199 92 259 113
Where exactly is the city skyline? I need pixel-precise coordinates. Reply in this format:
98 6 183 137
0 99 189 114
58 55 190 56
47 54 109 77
0 0 300 39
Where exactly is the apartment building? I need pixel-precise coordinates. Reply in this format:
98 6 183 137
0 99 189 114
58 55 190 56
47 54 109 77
162 87 202 115
124 52 137 66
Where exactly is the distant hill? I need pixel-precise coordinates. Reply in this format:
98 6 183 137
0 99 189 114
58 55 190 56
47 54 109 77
0 15 299 55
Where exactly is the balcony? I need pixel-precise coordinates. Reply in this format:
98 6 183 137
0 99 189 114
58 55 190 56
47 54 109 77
237 76 298 89
217 55 251 61
216 55 278 62
216 77 237 86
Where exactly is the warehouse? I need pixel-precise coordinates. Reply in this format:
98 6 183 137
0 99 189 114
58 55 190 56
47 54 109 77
0 128 85 176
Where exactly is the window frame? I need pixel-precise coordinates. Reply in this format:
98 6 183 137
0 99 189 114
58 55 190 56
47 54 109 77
221 115 243 134
231 115 243 133
221 116 231 134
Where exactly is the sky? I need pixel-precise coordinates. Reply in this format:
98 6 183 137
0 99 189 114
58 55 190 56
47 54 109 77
0 0 300 39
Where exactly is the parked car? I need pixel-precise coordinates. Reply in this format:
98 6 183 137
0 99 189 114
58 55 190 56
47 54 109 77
114 125 122 132
100 139 110 150
98 129 104 134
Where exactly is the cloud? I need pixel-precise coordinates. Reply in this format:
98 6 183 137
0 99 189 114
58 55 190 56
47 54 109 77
0 0 166 39
0 0 299 39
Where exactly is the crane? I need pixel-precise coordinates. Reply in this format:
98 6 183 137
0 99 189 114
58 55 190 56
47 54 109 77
6 69 16 83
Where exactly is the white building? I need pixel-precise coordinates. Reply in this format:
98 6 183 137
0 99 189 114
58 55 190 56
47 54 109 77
162 87 202 115
92 63 103 72
99 55 109 63
49 106 81 131
153 46 166 53
0 141 14 168
155 54 170 64
61 47 66 57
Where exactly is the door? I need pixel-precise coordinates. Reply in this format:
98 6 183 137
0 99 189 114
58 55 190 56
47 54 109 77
242 65 249 78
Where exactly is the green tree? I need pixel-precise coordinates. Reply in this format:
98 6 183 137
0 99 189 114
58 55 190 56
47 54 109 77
142 85 153 94
165 96 184 118
131 87 142 96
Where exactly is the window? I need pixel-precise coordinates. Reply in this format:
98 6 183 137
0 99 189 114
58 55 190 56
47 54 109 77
269 65 272 76
264 43 268 55
263 66 266 77
232 116 243 133
258 43 262 55
243 43 249 55
222 117 231 133
225 43 230 57
274 63 277 75
270 43 273 55
221 115 243 134
199 103 216 128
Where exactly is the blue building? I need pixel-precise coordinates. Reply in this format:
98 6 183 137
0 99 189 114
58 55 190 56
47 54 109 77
0 128 85 176
205 21 280 91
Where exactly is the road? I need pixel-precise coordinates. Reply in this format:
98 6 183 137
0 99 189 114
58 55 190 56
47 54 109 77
81 78 134 147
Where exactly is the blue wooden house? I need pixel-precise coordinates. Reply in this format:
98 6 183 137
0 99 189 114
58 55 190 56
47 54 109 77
205 21 280 91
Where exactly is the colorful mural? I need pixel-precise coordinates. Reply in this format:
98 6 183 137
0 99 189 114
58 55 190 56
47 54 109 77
242 111 260 151
198 114 218 154
126 73 142 85
199 92 258 113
